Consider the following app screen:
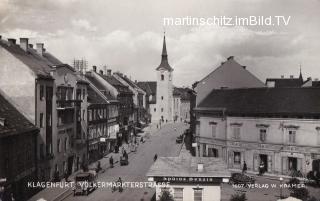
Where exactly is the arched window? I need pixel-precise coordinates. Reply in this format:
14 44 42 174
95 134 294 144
161 74 164 81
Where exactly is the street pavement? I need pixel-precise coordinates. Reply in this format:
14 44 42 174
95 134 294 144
30 122 188 201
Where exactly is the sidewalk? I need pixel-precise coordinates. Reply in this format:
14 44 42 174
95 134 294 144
228 168 307 182
29 124 157 201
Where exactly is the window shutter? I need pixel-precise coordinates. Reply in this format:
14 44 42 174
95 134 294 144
282 157 288 174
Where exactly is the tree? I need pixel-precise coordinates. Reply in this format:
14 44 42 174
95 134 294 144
159 190 174 201
230 193 247 201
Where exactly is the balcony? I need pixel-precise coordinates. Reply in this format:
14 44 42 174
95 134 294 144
56 100 82 110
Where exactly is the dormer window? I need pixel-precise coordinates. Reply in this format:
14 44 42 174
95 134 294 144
161 74 164 81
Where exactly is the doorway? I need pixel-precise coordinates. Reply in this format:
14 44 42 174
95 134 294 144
259 154 268 172
208 148 218 157
67 156 74 175
288 157 297 171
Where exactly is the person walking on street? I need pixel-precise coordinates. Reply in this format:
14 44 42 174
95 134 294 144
154 154 158 162
117 177 123 192
109 156 114 168
242 161 247 174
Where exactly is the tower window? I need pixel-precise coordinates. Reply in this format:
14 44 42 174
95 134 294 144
161 74 164 81
161 96 163 100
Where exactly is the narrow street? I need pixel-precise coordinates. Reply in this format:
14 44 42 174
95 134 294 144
64 122 188 201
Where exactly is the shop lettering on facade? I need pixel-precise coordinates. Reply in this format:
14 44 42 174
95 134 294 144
155 177 221 183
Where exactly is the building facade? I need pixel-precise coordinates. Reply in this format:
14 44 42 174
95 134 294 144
0 92 39 201
195 88 320 176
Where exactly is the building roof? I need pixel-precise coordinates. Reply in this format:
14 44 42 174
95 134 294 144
99 74 132 94
0 39 59 78
265 78 303 88
87 85 108 104
85 74 117 101
137 81 157 104
173 87 191 101
197 87 320 117
156 35 173 72
194 56 266 106
0 92 38 137
147 156 230 178
115 73 145 93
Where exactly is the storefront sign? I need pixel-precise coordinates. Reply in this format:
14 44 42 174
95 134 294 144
154 176 222 183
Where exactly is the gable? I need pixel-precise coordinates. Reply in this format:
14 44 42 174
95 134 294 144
195 57 265 106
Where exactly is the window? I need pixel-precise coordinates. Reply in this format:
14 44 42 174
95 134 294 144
57 139 61 153
161 96 164 100
233 126 241 139
40 85 44 100
289 130 296 143
194 189 203 201
234 152 241 164
82 89 86 100
161 74 164 81
161 108 164 112
76 89 82 100
64 137 68 151
174 188 183 201
40 113 44 128
209 122 217 138
154 108 156 112
260 129 267 142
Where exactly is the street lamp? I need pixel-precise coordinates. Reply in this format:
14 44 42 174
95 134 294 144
279 177 283 199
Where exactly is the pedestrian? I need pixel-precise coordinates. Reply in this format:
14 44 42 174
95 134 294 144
154 154 158 162
259 162 265 176
109 156 114 168
117 177 123 192
242 161 247 174
123 150 128 160
121 146 125 155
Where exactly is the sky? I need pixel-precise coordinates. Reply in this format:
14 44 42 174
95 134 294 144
1 0 320 87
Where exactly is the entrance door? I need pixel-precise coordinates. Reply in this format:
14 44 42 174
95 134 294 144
259 154 268 172
288 157 298 171
208 148 218 157
67 156 74 175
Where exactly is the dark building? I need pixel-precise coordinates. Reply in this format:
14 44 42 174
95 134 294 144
0 92 39 201
266 69 303 88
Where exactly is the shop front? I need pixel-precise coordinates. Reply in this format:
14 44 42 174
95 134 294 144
147 156 230 201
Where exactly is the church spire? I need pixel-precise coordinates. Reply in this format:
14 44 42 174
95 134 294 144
162 32 167 57
299 64 303 80
156 32 173 71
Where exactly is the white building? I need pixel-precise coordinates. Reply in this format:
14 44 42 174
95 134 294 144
147 155 230 201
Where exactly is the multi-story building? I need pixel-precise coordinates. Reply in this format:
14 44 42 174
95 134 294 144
114 73 148 126
0 91 39 201
0 37 88 181
85 73 119 163
173 87 191 122
86 67 133 143
85 69 121 148
195 87 320 176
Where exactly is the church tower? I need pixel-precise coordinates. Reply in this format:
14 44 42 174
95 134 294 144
155 33 174 122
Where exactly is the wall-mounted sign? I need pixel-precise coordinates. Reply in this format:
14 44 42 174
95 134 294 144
153 176 222 184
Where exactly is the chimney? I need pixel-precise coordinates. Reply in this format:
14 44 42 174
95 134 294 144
227 56 234 60
92 65 97 72
36 43 44 56
242 65 246 69
290 75 294 78
8 38 16 45
28 44 33 49
107 69 112 76
19 38 29 51
99 70 103 75
281 75 284 79
197 163 204 172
